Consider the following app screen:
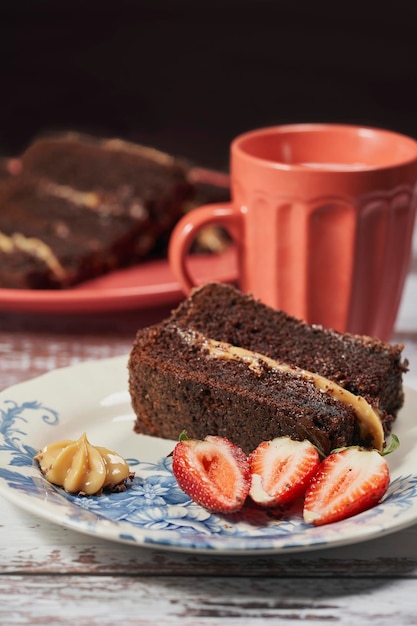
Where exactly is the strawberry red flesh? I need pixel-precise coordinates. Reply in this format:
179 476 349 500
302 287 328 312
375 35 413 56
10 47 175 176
303 447 390 526
249 437 320 508
172 435 251 513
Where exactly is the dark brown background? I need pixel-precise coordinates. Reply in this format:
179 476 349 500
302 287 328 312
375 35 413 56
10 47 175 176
1 0 417 170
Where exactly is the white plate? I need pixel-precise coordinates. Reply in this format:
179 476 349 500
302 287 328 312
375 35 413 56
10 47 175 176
0 356 416 555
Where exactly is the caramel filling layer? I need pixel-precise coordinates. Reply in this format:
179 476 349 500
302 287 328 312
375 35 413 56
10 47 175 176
43 180 148 220
0 231 66 280
43 181 100 209
176 327 384 451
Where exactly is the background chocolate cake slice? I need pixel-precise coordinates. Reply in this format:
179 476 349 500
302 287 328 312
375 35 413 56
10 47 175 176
0 134 230 289
128 283 407 455
0 134 196 289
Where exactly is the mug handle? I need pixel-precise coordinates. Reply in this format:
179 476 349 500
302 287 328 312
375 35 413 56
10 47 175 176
168 202 240 294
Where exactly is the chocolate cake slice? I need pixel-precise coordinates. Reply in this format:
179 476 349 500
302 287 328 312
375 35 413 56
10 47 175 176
128 283 407 456
0 134 195 289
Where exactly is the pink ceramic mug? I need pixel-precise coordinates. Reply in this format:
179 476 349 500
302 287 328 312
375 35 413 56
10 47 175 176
169 124 417 340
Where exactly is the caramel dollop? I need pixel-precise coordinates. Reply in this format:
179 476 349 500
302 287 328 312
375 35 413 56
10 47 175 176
34 432 131 495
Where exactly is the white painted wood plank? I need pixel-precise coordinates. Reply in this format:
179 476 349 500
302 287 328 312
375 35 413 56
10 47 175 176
0 574 416 626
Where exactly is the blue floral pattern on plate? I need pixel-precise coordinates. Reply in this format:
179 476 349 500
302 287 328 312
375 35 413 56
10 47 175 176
1 356 417 554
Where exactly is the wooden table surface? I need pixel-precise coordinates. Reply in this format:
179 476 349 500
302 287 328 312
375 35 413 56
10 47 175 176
1 241 417 625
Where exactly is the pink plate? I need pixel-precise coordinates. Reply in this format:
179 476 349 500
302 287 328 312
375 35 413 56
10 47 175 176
0 248 238 314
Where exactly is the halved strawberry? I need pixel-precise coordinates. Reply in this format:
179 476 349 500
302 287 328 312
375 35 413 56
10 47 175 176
248 437 320 508
303 446 390 526
172 433 251 513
